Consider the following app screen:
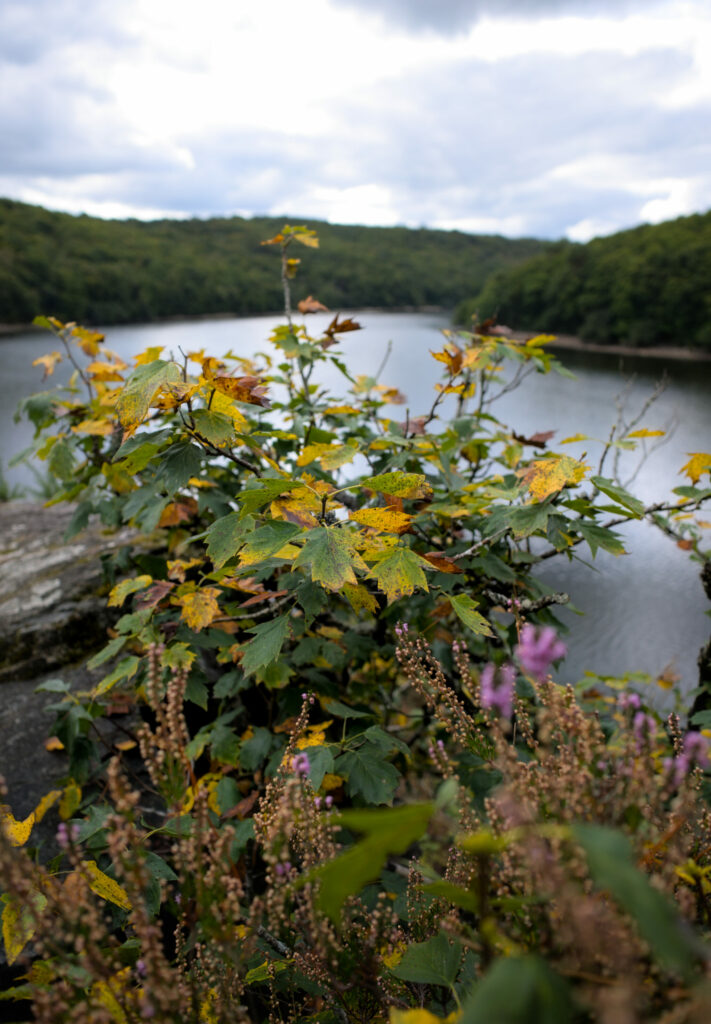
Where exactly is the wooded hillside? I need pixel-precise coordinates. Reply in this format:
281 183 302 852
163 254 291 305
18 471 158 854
455 211 711 350
0 199 546 326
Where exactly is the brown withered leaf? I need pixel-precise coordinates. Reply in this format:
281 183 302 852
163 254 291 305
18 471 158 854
225 790 259 820
136 580 176 610
512 430 555 448
158 498 199 527
211 375 271 408
240 588 289 608
400 416 427 436
298 295 329 314
422 551 464 574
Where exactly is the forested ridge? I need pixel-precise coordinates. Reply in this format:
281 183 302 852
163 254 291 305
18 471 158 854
455 209 711 350
0 198 546 326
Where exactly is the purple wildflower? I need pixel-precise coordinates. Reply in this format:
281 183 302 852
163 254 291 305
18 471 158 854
135 959 147 977
515 624 567 681
480 662 516 719
275 861 292 877
325 795 334 808
669 731 710 786
56 822 81 849
292 752 310 777
618 692 642 712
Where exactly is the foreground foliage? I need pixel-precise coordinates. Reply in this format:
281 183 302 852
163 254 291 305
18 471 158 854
2 227 711 1022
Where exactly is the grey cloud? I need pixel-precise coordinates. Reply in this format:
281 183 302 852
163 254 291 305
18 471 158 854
0 0 133 64
332 0 666 35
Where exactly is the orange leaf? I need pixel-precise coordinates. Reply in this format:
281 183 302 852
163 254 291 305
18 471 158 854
422 551 464 574
211 375 271 408
298 295 329 314
32 352 62 379
158 498 199 527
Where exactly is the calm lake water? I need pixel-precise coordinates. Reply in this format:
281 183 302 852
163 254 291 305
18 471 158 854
1 311 709 701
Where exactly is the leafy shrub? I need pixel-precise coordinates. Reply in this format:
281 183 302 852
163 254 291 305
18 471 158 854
2 226 711 1022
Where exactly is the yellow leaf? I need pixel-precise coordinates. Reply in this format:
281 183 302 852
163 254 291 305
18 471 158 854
83 860 131 910
2 892 47 965
519 455 587 501
293 232 319 248
680 452 711 485
321 773 344 792
59 781 82 820
560 433 589 444
627 428 665 439
343 582 379 615
134 346 165 365
70 325 105 356
390 1011 459 1024
32 351 62 379
34 789 62 821
382 942 406 968
323 404 360 415
45 736 65 751
86 360 126 382
108 574 153 608
91 967 131 1023
296 730 327 749
1 809 35 847
200 987 220 1024
209 389 249 431
71 419 114 436
177 587 222 631
350 507 413 534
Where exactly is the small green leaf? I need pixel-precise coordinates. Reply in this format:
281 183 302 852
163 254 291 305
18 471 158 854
590 476 645 517
241 615 291 677
360 471 433 499
451 594 493 637
459 955 573 1024
336 745 400 805
576 522 626 558
293 526 368 591
391 932 462 987
205 512 247 569
368 546 429 603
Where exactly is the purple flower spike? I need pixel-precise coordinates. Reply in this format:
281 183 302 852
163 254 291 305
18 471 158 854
292 752 310 777
670 731 710 786
618 692 642 712
632 711 656 751
515 624 567 681
480 662 515 719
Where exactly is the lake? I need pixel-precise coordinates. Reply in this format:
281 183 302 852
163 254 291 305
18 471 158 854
1 311 709 702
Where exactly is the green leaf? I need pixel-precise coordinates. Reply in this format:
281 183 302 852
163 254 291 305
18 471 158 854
205 512 247 569
576 522 626 558
310 803 433 923
459 956 574 1024
95 656 140 696
508 502 550 538
154 442 202 494
86 636 127 669
245 959 292 984
420 880 479 913
238 521 302 565
391 932 462 987
590 476 645 517
116 360 181 430
304 745 335 790
572 824 699 977
368 546 429 603
336 744 400 804
293 526 368 591
325 700 373 720
238 479 301 517
241 615 291 677
240 726 274 770
360 471 433 499
192 408 237 447
450 594 493 637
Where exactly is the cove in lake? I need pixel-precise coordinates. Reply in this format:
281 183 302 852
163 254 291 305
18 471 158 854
1 311 709 702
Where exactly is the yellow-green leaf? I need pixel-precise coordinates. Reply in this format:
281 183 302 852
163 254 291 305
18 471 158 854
177 588 222 631
107 575 153 607
627 428 665 439
519 455 587 501
59 781 82 820
293 527 368 591
2 892 47 965
450 594 493 637
350 507 413 534
368 547 429 603
116 360 181 432
343 583 379 615
83 861 131 911
362 472 433 500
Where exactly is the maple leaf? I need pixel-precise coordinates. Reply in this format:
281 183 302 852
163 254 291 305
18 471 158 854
363 472 433 501
70 325 105 356
680 452 711 484
116 360 182 434
512 430 555 448
177 588 222 631
158 498 199 527
421 551 463 574
293 527 368 591
298 295 329 314
350 507 413 534
368 546 429 603
32 351 62 379
519 455 587 501
431 344 463 375
211 375 271 408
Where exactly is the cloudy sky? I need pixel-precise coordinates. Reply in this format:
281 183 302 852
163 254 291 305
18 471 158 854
1 0 709 240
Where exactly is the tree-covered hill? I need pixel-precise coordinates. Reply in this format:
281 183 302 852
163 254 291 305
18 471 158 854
0 199 547 327
455 211 711 351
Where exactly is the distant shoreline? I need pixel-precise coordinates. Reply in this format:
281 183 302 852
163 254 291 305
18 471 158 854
2 311 710 362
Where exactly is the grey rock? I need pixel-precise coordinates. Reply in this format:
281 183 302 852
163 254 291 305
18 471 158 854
0 501 148 682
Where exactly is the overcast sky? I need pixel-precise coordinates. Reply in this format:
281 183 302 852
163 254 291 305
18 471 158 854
1 0 709 240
